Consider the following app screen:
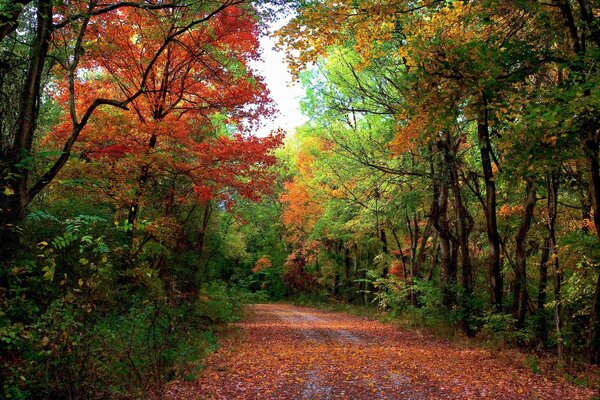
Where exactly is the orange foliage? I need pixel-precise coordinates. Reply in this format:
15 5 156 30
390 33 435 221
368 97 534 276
389 260 405 279
389 116 426 155
280 179 323 243
252 257 273 273
498 204 525 218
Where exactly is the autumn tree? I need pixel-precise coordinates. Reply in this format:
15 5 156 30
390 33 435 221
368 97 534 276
0 0 290 262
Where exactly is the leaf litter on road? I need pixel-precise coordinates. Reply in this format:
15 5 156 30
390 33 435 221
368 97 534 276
165 304 597 399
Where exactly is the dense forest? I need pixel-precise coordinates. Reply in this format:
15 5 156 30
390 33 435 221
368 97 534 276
1 0 600 398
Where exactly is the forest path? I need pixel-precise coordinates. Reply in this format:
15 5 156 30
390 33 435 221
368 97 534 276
166 304 595 399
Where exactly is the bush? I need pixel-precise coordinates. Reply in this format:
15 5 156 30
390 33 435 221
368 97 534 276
246 265 286 300
1 212 248 399
479 311 534 348
95 299 221 397
196 282 245 324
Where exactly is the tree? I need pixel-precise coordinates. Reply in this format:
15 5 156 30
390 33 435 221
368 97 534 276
0 0 273 261
276 0 600 359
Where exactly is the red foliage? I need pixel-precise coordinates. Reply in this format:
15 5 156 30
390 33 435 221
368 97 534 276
46 4 283 209
389 260 405 279
283 244 319 293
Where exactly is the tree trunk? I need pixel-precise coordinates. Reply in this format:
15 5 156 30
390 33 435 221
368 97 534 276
127 134 158 232
585 136 600 363
537 235 550 344
344 245 351 282
196 202 212 257
553 0 600 364
434 174 455 307
0 0 53 262
416 201 436 277
546 171 563 361
590 274 600 363
512 178 536 328
478 98 503 309
444 133 475 336
391 224 414 304
380 228 389 276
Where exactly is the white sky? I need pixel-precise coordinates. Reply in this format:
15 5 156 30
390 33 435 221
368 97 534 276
249 22 307 137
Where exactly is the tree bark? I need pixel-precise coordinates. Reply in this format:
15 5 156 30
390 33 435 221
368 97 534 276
0 0 52 262
536 235 550 344
434 172 455 307
587 134 600 363
546 171 563 362
1 0 242 264
581 106 600 365
553 0 600 364
443 132 475 336
512 177 536 328
478 97 503 309
380 228 389 276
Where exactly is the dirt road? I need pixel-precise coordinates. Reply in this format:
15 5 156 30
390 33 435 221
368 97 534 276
166 304 596 399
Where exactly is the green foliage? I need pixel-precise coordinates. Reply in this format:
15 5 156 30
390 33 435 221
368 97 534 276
196 282 245 324
246 266 286 300
95 299 221 394
524 355 541 375
371 274 410 311
479 312 534 348
1 209 251 399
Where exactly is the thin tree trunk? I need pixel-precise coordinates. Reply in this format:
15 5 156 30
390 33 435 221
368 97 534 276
444 133 475 336
380 228 389 276
478 96 503 309
553 0 600 363
434 175 455 307
196 202 212 256
513 178 536 328
391 224 414 303
585 135 600 363
590 274 600 363
546 171 563 361
416 202 436 276
127 134 158 232
537 235 550 344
